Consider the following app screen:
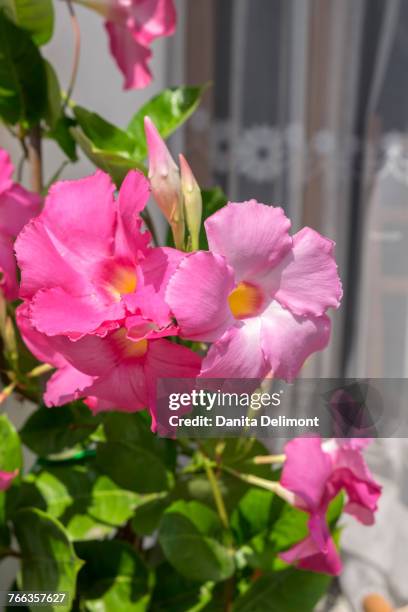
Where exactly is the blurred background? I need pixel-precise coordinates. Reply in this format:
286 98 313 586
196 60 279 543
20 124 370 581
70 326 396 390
1 0 408 610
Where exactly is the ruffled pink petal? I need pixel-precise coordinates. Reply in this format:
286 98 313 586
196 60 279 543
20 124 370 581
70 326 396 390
281 438 332 513
44 365 95 407
115 170 151 259
270 227 342 317
0 148 13 194
260 301 331 381
0 233 18 300
16 303 68 368
145 338 201 430
205 201 292 282
30 287 124 337
280 533 342 576
199 318 269 379
0 185 41 237
0 470 17 491
166 252 235 342
105 21 152 90
125 314 177 340
41 171 116 263
129 0 176 45
126 247 184 327
16 219 92 300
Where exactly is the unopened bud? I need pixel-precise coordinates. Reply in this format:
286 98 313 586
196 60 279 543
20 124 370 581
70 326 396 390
179 154 202 251
144 116 185 249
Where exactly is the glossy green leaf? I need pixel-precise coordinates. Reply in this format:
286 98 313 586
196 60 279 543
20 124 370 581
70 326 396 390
127 85 206 158
76 540 152 612
0 0 54 45
47 116 78 161
233 568 331 612
18 464 141 540
231 488 283 546
13 508 82 612
20 403 101 457
0 10 47 124
149 562 211 612
158 500 234 582
131 492 169 536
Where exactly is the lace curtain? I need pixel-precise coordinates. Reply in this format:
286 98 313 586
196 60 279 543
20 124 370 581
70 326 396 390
174 0 408 380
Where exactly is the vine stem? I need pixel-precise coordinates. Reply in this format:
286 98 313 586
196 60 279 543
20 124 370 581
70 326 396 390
220 465 295 505
27 126 43 193
252 454 286 464
63 0 81 111
203 459 229 530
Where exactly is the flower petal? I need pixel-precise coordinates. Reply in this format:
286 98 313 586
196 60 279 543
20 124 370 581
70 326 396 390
280 533 342 576
270 227 342 316
0 184 41 237
16 303 68 368
199 318 268 379
0 148 13 194
44 365 95 407
281 438 332 513
0 470 17 491
130 0 176 45
105 21 152 90
30 287 124 336
115 170 151 259
15 219 90 299
166 251 235 342
41 171 116 263
260 301 331 381
205 201 292 281
82 361 148 411
0 233 18 300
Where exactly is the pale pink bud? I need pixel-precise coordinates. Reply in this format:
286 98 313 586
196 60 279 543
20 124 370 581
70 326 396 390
144 116 185 249
179 154 202 251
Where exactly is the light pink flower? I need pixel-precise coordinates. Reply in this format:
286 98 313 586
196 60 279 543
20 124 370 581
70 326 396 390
166 201 342 380
0 148 41 300
0 469 18 491
15 169 200 426
79 0 176 89
279 437 382 575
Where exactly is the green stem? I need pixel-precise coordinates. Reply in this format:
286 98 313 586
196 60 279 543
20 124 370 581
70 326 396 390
203 458 229 529
220 465 294 504
63 0 81 111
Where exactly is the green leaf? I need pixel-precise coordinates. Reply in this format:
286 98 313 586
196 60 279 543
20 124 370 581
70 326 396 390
198 188 228 249
71 106 146 185
127 85 206 158
47 116 78 162
76 540 152 612
150 562 211 612
13 508 82 612
131 493 169 536
0 0 54 45
18 464 141 540
20 403 101 457
231 488 283 546
233 569 331 612
0 413 22 472
44 59 61 129
158 500 234 582
0 10 47 125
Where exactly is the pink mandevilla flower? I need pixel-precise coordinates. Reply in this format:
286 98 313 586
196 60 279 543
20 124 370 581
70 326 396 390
0 470 17 491
166 201 343 380
15 170 200 429
78 0 176 89
279 437 382 575
0 148 41 300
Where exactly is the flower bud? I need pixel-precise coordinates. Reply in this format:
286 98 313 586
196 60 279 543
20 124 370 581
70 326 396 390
144 116 185 249
179 154 202 251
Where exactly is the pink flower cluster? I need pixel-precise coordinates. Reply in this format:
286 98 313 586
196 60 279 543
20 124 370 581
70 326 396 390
279 437 382 575
0 149 41 300
12 119 342 429
79 0 176 89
